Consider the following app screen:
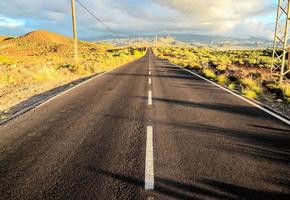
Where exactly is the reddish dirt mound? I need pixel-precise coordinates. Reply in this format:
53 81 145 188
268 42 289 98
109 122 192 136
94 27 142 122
0 30 72 47
18 30 71 44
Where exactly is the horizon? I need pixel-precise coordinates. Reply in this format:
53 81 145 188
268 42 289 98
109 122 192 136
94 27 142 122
0 29 274 42
0 0 276 41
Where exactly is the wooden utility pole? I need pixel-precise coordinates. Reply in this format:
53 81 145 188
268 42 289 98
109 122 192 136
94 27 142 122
71 0 78 63
155 35 158 48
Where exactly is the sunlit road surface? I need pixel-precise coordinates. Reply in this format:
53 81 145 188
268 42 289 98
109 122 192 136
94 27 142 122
0 49 290 200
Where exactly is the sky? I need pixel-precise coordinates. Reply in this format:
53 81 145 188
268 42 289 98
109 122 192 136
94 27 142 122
0 0 277 40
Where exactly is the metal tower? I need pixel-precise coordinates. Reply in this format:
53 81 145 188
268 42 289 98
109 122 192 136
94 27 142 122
272 0 290 83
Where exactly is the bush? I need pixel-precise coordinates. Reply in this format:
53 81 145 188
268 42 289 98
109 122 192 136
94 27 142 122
188 63 202 70
242 89 258 99
228 83 236 90
202 68 216 79
217 74 229 85
265 83 283 98
240 77 262 94
281 84 290 102
216 64 227 72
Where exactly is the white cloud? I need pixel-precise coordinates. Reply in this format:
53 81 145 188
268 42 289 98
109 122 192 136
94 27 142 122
153 0 273 21
0 0 277 39
0 15 25 28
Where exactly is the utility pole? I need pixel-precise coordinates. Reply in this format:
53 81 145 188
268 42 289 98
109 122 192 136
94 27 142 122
71 0 78 63
271 0 290 83
155 35 158 48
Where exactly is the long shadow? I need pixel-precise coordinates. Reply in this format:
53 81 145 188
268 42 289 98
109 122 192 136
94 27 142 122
132 95 274 120
200 178 290 200
92 109 290 164
163 120 290 164
250 124 290 133
94 169 290 200
154 97 274 119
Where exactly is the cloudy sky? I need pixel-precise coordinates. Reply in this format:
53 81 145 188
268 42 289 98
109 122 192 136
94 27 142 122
0 0 277 40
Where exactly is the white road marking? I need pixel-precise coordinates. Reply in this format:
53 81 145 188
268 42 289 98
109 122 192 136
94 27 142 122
173 63 290 125
149 78 152 85
149 71 152 75
148 90 152 105
145 126 154 190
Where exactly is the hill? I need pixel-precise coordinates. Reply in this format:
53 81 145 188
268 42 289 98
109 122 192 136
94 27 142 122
0 30 77 56
1 30 71 45
0 36 11 42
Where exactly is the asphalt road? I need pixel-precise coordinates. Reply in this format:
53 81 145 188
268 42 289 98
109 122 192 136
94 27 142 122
0 49 290 200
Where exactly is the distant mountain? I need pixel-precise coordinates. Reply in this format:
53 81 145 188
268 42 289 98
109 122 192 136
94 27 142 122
169 34 270 44
96 33 273 48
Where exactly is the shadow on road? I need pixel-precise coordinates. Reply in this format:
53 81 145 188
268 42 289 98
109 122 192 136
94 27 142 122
95 169 290 200
152 97 273 120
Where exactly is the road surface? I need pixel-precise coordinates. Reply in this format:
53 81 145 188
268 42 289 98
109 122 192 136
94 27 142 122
0 49 290 200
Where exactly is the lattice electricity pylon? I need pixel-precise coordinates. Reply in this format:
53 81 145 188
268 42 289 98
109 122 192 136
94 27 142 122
271 0 290 83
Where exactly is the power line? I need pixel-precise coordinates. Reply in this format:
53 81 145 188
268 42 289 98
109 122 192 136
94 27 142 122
75 0 123 39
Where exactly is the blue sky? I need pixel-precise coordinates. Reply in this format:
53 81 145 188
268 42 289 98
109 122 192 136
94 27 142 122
0 0 277 40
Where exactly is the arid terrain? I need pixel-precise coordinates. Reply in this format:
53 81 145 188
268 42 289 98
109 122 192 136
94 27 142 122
153 47 290 117
0 30 145 120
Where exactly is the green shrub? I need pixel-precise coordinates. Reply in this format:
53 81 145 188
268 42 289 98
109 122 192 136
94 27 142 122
58 64 76 72
242 89 258 99
216 64 227 72
280 84 290 102
228 83 236 90
189 63 202 70
217 74 229 85
202 68 216 79
240 77 262 94
281 84 290 97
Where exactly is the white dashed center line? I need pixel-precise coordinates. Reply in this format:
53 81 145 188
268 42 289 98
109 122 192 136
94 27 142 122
148 90 152 105
145 126 154 190
149 78 152 85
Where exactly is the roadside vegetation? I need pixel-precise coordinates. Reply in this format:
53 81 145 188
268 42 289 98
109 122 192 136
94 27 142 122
0 30 145 118
153 47 290 105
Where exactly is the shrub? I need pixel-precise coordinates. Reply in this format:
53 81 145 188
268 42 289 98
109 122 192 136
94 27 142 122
240 77 262 94
216 64 227 72
228 83 236 90
242 89 258 99
58 64 76 73
217 74 229 85
265 83 283 98
189 63 202 70
281 84 290 97
248 71 261 80
202 68 216 79
281 84 290 102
